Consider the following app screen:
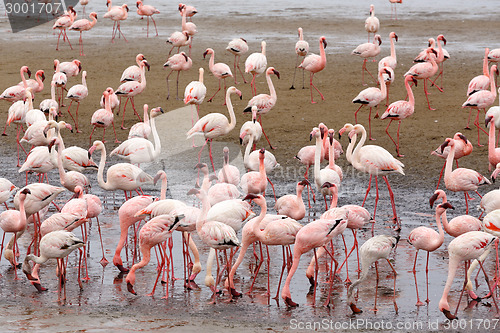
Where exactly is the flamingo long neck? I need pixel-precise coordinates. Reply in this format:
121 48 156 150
150 112 161 159
24 253 49 266
390 35 396 60
19 195 27 230
20 68 28 88
26 90 33 110
261 42 266 57
104 92 112 114
223 151 229 166
328 140 335 169
50 83 56 101
436 39 444 62
434 210 445 248
483 50 489 76
319 40 326 66
489 66 497 95
259 155 266 179
351 127 367 166
243 136 254 167
160 175 167 200
36 72 44 90
225 91 236 133
489 118 497 155
313 134 322 184
82 72 87 88
405 77 415 107
181 8 188 30
378 70 388 99
252 200 267 241
444 141 456 183
345 131 357 163
299 28 304 41
296 185 305 209
96 145 112 190
55 141 68 183
429 55 438 74
144 107 150 126
266 72 277 102
140 64 147 89
208 51 215 72
198 68 204 83
347 257 372 303
439 257 459 312
196 193 211 233
440 209 452 236
90 14 97 27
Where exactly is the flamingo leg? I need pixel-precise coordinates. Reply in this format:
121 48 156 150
374 176 380 219
473 108 488 147
423 79 435 111
176 71 181 100
309 73 325 104
166 70 174 100
382 175 399 228
353 105 363 125
435 161 446 190
386 258 399 313
235 55 247 84
207 79 222 102
151 16 159 37
362 175 372 208
273 246 287 300
78 31 85 56
290 54 299 89
413 249 424 306
372 261 379 312
208 139 215 172
368 107 375 141
120 97 130 129
129 98 141 121
117 22 128 42
257 114 276 150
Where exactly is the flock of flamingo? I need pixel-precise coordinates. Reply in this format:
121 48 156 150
1 0 500 322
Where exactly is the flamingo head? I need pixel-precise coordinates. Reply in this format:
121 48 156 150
375 35 382 46
153 170 166 185
486 115 494 127
297 27 302 37
309 127 320 141
390 31 398 42
454 132 469 144
137 53 146 62
427 47 438 58
228 86 242 99
36 70 46 82
21 66 31 78
136 1 142 8
88 141 103 155
124 4 129 12
429 189 446 208
74 60 82 73
203 48 213 59
267 67 280 79
493 65 499 76
437 202 454 214
187 188 200 196
169 214 185 231
319 124 327 139
381 67 392 79
427 38 436 48
491 163 500 182
19 188 31 198
243 193 265 206
440 138 454 153
47 138 59 152
259 148 265 159
437 34 447 46
141 60 150 71
195 163 209 176
298 179 310 187
338 123 354 139
151 107 164 118
320 36 327 49
328 129 335 145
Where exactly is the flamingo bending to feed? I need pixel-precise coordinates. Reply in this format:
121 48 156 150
364 4 379 42
380 74 418 156
245 41 267 96
65 70 88 133
89 140 154 200
116 60 150 130
300 36 327 103
440 137 490 214
187 86 241 171
404 47 439 110
352 67 392 141
103 3 129 43
462 64 499 146
0 66 31 103
352 34 381 86
203 48 232 103
69 12 98 56
242 67 280 149
290 27 309 89
136 0 160 38
347 234 399 314
90 90 119 143
164 52 192 100
52 7 76 50
226 38 249 84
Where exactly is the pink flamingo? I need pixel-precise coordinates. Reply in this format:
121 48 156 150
217 147 240 186
22 230 85 301
389 0 403 20
164 52 192 100
100 87 120 112
240 106 262 148
347 124 404 227
0 178 17 209
18 69 45 95
405 47 439 110
166 31 190 56
428 35 449 90
125 214 182 296
0 66 31 103
408 202 451 306
439 231 499 320
184 68 207 136
65 70 88 133
113 195 156 272
431 132 473 190
378 32 398 105
290 27 309 89
89 140 154 200
242 67 280 149
0 188 30 279
467 48 491 98
440 137 490 214
59 59 82 78
116 60 150 129
274 180 309 220
120 54 146 82
462 64 498 146
69 12 97 57
80 0 89 16
489 48 500 63
326 129 343 180
245 41 267 96
481 164 500 215
364 4 379 42
240 148 268 196
52 59 68 111
180 4 197 57
352 67 392 141
203 48 232 103
178 3 197 19
352 34 381 86
18 145 57 184
281 212 348 307
128 103 152 139
347 235 399 314
380 74 418 156
52 6 76 50
136 0 160 38
39 82 58 116
40 213 86 237
429 190 482 237
50 138 90 193
90 90 119 143
485 114 500 171
300 36 327 103
226 38 249 84
103 3 129 43
187 86 240 171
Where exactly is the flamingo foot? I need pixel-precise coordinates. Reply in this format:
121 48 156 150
120 126 127 130
464 126 471 130
416 300 425 306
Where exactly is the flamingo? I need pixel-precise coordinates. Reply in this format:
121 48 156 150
242 67 280 149
240 105 262 149
346 124 404 227
240 148 268 196
380 74 418 156
352 67 392 141
40 213 86 237
431 132 472 190
389 0 403 20
187 86 241 171
0 178 17 210
378 32 398 105
22 230 85 301
466 48 491 98
49 137 90 193
281 211 348 307
184 68 207 137
166 31 190 56
18 69 45 95
178 3 197 19
488 48 500 63
480 164 500 215
164 52 192 100
52 6 76 50
426 35 449 90
352 34 381 86
408 202 451 306
52 59 68 110
88 140 154 200
404 47 439 110
136 0 160 38
226 38 249 84
59 59 82 78
103 3 129 43
65 70 88 133
109 106 163 164
245 41 267 96
299 36 327 103
116 60 150 130
290 27 309 90
120 54 146 82
180 4 197 57
217 147 240 186
347 235 399 314
203 48 232 103
21 117 71 148
80 0 89 16
90 89 119 143
0 65 31 103
69 12 97 56
274 180 309 220
100 87 120 112
439 231 499 320
128 104 151 139
125 214 183 296
39 82 58 115
440 137 490 214
18 145 57 183
364 4 379 42
462 64 499 146
485 114 500 171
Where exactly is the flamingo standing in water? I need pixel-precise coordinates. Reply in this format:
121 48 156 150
245 41 267 96
364 4 379 42
290 27 309 90
69 12 98 56
243 67 280 149
299 36 327 103
352 34 381 86
226 38 249 84
136 0 160 38
187 87 241 171
352 67 392 141
389 0 403 20
104 3 129 43
440 137 490 214
203 48 232 103
50 137 90 193
347 234 399 314
462 64 498 146
380 74 418 157
164 52 192 100
65 70 88 133
52 6 76 50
